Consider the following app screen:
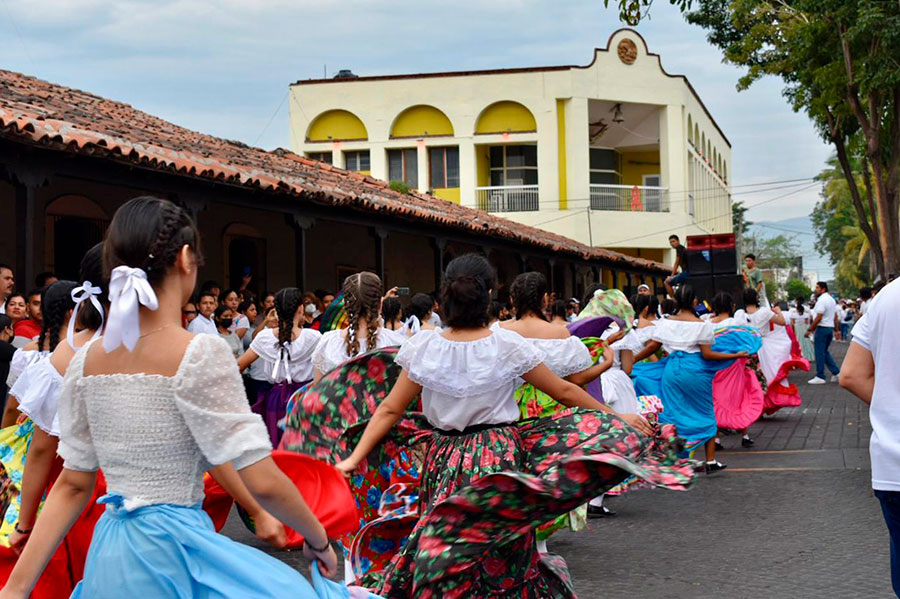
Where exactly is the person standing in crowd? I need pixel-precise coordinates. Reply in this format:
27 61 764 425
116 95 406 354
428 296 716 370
637 283 652 296
664 234 689 298
427 294 442 328
807 281 841 385
200 280 221 301
403 293 440 336
840 279 900 596
181 300 198 328
859 287 873 316
214 306 243 358
839 300 855 342
239 288 322 446
220 289 249 339
301 292 324 329
742 254 768 307
381 297 403 332
548 299 569 326
33 272 57 289
13 289 43 342
257 292 275 325
791 298 816 362
0 264 14 315
4 293 29 347
187 290 217 335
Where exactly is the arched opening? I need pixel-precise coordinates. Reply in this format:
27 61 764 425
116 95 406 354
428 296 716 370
224 223 267 295
306 109 368 142
475 101 537 135
694 124 700 148
700 132 706 156
390 105 454 138
687 115 693 145
45 195 109 281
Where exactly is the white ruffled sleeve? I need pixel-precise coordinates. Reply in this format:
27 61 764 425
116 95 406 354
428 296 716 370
540 336 592 377
311 330 342 375
249 327 277 361
495 329 544 376
13 359 64 436
613 329 645 353
295 328 323 359
57 344 99 472
173 335 271 470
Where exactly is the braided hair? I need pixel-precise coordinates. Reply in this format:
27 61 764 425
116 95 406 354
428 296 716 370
38 280 77 351
78 243 106 332
342 272 383 356
274 287 302 345
103 196 203 288
403 293 433 323
510 272 548 321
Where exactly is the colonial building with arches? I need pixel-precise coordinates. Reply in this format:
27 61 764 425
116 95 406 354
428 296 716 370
289 28 732 269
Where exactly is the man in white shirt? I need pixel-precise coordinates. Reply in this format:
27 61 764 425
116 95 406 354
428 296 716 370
840 279 900 595
807 281 841 384
0 264 13 315
187 291 218 335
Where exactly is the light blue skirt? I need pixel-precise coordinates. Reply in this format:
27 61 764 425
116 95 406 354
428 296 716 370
72 494 380 599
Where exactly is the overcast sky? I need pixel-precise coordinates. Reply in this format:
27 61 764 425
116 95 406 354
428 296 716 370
1 1 831 232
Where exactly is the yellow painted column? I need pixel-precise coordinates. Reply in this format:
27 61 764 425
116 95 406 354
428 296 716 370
556 99 568 210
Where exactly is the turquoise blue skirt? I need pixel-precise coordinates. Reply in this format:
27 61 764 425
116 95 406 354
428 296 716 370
73 494 380 599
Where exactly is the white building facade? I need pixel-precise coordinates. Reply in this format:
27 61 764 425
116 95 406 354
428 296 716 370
289 29 732 266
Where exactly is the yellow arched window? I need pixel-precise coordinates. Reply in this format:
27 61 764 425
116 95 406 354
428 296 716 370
390 105 454 138
306 109 368 142
475 101 537 134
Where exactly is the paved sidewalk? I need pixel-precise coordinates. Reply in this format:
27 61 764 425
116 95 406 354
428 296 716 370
224 340 894 598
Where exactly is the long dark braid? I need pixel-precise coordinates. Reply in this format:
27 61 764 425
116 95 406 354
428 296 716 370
342 272 384 356
38 280 77 351
510 271 548 321
274 288 302 362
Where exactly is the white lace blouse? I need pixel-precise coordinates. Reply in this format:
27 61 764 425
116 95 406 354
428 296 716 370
312 327 407 376
396 329 542 431
57 334 271 508
650 319 715 354
12 357 63 436
489 322 592 379
249 327 322 384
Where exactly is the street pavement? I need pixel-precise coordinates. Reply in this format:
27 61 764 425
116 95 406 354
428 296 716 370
224 341 893 598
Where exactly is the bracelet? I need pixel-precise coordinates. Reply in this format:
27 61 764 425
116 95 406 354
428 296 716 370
304 537 331 553
14 523 32 535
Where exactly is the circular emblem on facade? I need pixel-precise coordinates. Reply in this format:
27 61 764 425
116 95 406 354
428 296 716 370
617 39 638 65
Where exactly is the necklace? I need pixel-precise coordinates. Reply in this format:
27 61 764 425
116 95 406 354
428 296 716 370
139 323 175 339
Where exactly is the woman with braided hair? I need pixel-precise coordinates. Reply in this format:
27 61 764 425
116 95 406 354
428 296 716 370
310 272 406 383
238 287 321 446
0 197 381 599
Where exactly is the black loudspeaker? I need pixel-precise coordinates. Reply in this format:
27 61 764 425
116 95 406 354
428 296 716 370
713 274 744 302
712 247 737 275
687 249 712 275
687 275 715 301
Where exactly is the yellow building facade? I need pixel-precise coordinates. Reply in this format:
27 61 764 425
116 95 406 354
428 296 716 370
289 29 732 264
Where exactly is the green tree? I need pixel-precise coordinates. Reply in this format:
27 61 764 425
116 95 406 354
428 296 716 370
785 278 813 302
732 200 752 237
745 234 800 270
605 0 900 279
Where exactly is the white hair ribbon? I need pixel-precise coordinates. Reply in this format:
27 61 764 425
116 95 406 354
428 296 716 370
67 281 105 348
272 341 293 384
102 266 159 352
406 315 421 335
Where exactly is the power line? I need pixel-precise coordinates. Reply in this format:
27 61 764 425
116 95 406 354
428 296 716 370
253 90 289 148
594 183 819 247
0 0 36 70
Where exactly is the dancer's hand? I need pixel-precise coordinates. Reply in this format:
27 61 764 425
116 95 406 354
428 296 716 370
252 510 287 549
335 458 357 478
304 543 338 578
618 413 654 436
7 529 28 554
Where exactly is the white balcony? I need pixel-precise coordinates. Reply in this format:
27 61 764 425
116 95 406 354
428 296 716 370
589 184 669 213
476 185 539 213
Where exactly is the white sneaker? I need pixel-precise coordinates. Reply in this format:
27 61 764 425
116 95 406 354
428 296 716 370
808 377 827 385
830 375 840 383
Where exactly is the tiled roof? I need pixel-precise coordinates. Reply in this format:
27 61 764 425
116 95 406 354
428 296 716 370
0 69 667 273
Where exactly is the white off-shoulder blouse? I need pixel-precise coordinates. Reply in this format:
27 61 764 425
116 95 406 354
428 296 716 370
12 357 64 436
57 334 271 509
249 327 321 384
397 328 542 431
649 318 715 354
311 327 407 376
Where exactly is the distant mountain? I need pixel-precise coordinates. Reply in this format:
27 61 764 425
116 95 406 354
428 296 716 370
746 215 834 279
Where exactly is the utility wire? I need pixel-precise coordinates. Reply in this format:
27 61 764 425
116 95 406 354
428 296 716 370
253 90 289 148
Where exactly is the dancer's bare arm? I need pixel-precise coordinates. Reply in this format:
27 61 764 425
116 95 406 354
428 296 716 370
566 342 614 386
336 371 421 473
0 469 96 599
839 342 874 404
236 348 259 373
633 340 662 363
699 344 749 361
208 463 286 549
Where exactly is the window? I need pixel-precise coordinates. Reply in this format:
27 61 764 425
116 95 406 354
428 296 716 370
589 148 621 185
388 148 418 188
488 145 537 186
307 151 332 164
344 150 370 172
429 147 459 188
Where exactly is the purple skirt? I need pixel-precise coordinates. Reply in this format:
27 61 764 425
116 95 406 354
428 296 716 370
252 381 305 447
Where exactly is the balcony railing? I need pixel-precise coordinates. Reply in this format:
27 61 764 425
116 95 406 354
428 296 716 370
589 184 669 212
476 185 540 213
